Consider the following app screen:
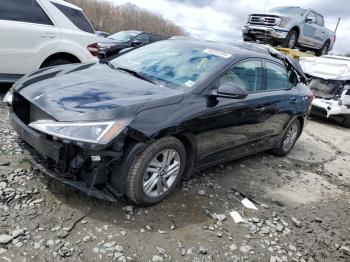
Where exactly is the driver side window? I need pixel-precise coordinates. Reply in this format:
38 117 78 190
218 60 263 92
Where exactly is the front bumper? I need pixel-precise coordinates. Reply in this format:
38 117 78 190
10 110 122 201
312 98 350 118
242 25 288 39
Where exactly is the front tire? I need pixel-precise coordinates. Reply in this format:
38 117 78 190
271 119 301 156
283 30 298 49
126 137 186 206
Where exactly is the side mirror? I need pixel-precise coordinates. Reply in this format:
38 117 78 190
305 17 316 24
131 39 143 47
212 82 248 99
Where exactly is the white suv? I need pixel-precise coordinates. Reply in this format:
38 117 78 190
0 0 99 83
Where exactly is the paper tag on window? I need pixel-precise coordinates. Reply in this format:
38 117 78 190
203 49 232 59
185 80 195 87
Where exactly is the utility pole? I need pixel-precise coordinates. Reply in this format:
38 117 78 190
334 17 341 33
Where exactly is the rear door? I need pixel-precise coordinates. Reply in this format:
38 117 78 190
0 0 59 75
303 11 318 47
258 60 301 144
195 59 269 166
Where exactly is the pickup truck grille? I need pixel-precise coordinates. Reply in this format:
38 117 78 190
250 16 278 26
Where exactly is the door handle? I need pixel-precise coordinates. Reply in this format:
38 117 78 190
253 106 265 112
289 98 298 105
41 33 55 38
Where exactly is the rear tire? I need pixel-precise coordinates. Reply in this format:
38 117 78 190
126 137 186 206
271 119 301 156
42 58 75 68
316 41 330 56
283 30 298 49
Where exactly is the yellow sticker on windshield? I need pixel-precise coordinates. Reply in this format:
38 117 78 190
203 49 232 59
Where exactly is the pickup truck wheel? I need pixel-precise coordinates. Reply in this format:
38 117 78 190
126 137 186 206
316 42 329 56
283 30 298 49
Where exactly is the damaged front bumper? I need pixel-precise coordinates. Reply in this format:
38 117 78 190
312 98 350 118
242 25 288 40
10 111 124 202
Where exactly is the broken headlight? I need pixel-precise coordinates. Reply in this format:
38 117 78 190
29 119 131 144
3 88 14 105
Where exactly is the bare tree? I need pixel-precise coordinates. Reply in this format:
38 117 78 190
66 0 187 37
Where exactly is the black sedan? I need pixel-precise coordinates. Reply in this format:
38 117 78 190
5 39 313 205
98 30 165 59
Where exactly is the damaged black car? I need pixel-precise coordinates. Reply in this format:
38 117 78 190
4 39 313 205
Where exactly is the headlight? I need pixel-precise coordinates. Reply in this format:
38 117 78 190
279 17 290 28
3 88 14 105
29 119 131 144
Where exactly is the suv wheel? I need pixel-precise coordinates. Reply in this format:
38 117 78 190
126 137 186 206
283 30 298 49
271 119 301 156
42 58 75 68
316 41 330 56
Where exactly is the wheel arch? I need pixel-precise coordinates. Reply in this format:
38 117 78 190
290 26 300 38
40 52 81 68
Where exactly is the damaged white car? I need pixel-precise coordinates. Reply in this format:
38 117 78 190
300 55 350 127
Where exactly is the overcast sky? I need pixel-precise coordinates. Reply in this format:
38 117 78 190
107 0 349 54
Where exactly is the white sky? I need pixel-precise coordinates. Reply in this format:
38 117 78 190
107 0 350 54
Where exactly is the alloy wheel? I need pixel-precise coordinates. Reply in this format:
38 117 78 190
282 122 299 152
143 149 181 197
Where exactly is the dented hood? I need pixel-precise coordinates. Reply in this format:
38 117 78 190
300 56 350 80
13 63 184 121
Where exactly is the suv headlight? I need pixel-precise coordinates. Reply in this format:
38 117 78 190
279 17 290 28
3 88 14 105
29 119 131 144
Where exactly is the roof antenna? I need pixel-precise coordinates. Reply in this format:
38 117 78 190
334 17 341 33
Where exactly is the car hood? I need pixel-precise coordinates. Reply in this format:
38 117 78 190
14 63 184 121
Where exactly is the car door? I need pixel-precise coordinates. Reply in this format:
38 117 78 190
195 59 269 166
303 11 318 47
0 0 59 75
132 33 150 47
258 60 301 144
314 14 326 48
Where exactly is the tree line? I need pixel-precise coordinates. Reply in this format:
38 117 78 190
66 0 187 37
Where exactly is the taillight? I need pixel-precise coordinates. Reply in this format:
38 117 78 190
87 43 99 56
333 35 336 43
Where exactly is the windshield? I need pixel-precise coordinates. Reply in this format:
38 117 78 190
110 40 231 90
108 31 141 42
269 7 307 16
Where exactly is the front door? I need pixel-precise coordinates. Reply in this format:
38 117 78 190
195 59 268 166
303 11 318 47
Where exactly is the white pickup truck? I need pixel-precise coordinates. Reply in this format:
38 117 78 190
242 6 336 56
0 0 99 84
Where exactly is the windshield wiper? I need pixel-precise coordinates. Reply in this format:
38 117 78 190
116 67 157 85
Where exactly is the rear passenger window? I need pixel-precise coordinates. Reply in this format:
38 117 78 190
265 62 294 90
52 2 94 34
0 0 53 25
218 60 263 92
316 14 324 26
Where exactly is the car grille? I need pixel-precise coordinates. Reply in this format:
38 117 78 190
250 16 278 26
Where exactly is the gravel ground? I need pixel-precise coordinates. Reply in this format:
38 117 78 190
0 86 349 262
